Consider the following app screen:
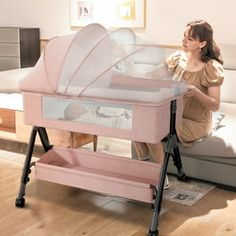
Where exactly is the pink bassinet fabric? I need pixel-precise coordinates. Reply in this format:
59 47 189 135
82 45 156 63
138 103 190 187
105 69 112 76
20 24 111 94
21 33 75 94
20 23 186 103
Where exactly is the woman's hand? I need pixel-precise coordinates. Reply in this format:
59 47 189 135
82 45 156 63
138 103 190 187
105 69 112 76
184 84 221 111
184 85 199 98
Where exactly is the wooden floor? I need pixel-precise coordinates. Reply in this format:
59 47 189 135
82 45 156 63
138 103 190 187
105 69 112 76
1 137 236 236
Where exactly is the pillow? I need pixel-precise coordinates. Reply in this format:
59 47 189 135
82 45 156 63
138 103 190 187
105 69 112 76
209 111 225 135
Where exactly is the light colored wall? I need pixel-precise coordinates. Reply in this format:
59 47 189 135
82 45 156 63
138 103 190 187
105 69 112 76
0 0 71 38
145 0 236 45
0 0 235 45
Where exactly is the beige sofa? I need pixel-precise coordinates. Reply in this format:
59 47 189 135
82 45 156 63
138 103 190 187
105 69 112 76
168 45 236 189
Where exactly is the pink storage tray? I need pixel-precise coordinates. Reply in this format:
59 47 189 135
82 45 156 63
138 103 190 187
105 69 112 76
35 146 161 203
23 92 183 144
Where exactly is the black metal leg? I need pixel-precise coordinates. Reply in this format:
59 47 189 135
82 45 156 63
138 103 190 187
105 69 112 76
148 136 173 236
149 156 171 235
172 144 186 181
165 99 187 181
37 127 53 152
148 100 186 235
15 126 38 207
15 126 53 208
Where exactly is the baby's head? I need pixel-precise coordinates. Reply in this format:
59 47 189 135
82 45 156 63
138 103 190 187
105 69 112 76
64 102 87 120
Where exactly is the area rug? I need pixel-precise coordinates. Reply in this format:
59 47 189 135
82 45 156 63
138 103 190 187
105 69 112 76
163 175 215 206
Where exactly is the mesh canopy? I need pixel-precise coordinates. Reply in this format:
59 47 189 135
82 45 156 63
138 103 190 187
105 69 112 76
20 23 186 103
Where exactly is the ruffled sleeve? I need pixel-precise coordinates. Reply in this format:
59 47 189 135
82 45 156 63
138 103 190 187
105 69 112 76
166 50 182 71
202 60 224 87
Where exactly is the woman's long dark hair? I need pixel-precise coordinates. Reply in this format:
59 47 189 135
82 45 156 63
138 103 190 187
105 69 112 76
187 19 223 65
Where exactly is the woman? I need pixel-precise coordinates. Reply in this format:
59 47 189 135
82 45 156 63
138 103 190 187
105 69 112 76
133 19 224 173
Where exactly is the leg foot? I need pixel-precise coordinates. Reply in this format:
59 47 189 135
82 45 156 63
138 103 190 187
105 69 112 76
177 172 187 181
177 168 187 181
148 229 159 236
15 197 25 208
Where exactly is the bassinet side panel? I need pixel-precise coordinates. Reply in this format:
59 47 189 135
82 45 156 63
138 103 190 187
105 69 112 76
22 92 182 144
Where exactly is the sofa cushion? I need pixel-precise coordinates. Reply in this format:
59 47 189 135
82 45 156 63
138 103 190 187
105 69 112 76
210 111 225 135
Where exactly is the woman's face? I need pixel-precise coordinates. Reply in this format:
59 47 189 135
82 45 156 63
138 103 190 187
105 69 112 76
182 26 203 53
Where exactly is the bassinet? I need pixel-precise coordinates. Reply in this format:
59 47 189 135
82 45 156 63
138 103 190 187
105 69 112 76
15 23 186 236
